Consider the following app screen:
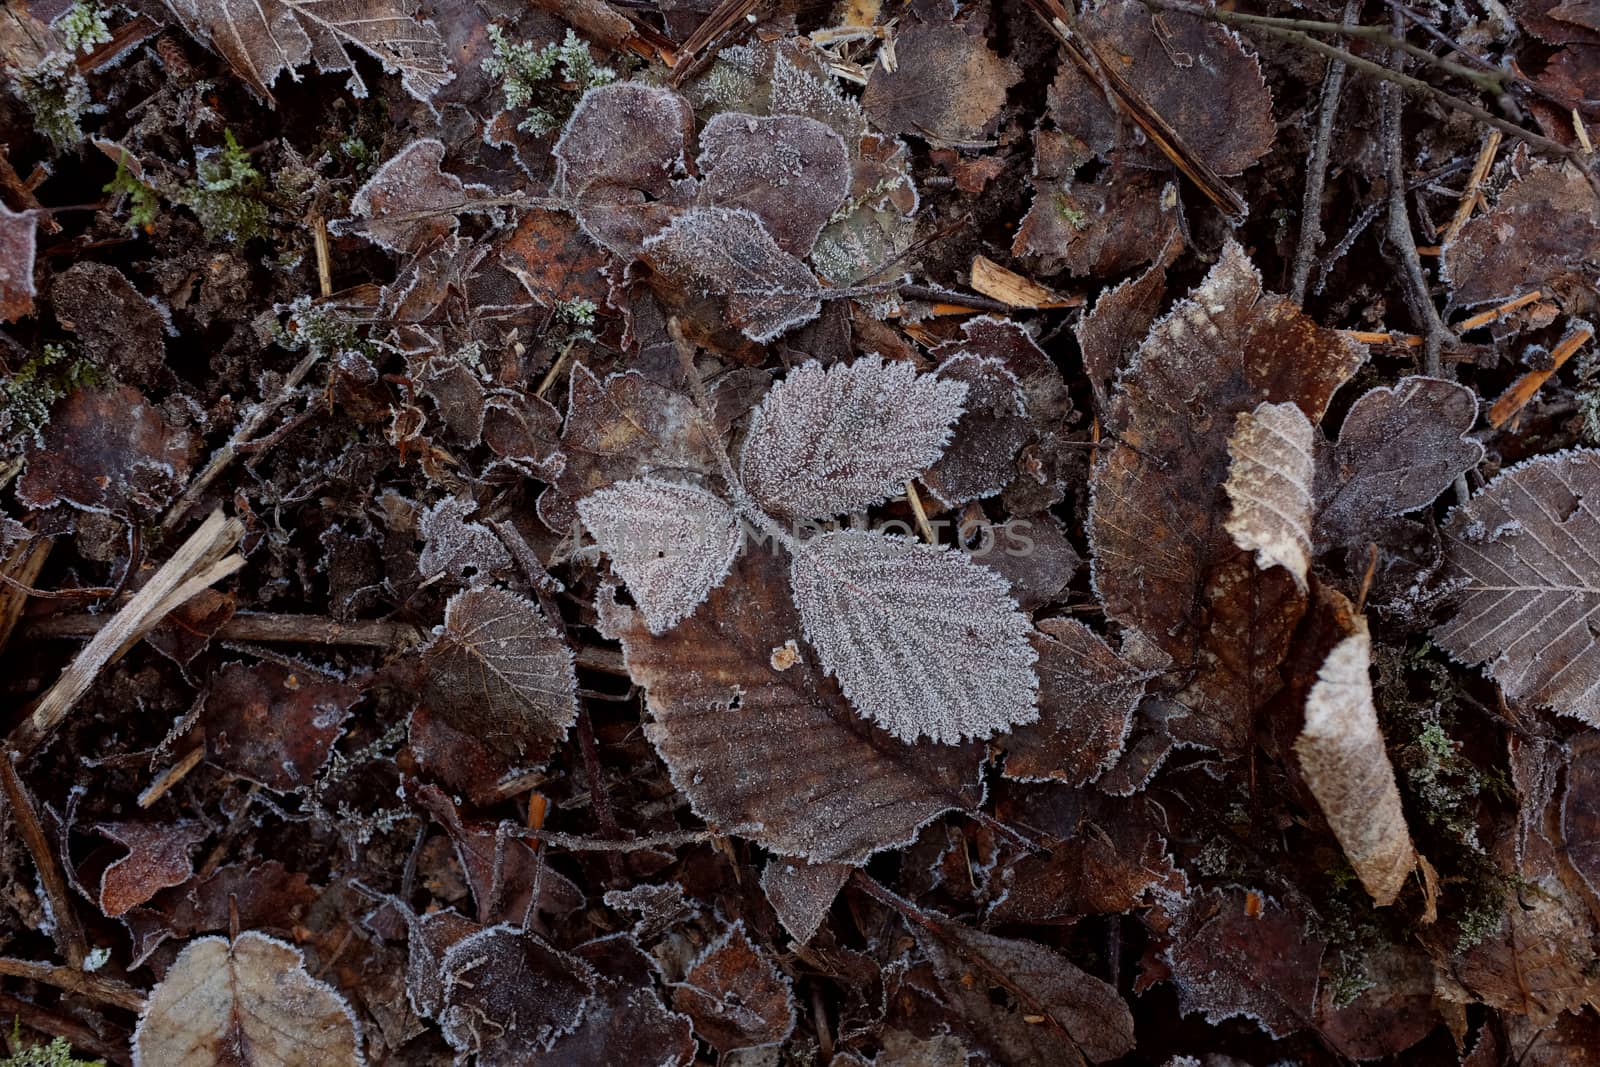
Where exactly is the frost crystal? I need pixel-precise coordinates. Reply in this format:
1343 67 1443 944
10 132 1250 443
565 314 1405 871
787 529 1039 744
738 355 968 521
577 479 742 634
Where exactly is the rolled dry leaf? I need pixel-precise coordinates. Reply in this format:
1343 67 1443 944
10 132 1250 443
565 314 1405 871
1223 400 1316 590
1295 620 1417 906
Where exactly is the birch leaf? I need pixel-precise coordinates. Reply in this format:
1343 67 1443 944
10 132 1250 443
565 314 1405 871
438 924 597 1063
577 478 742 634
1432 450 1600 725
133 932 363 1066
787 529 1038 744
158 0 451 106
1295 616 1419 906
696 113 851 257
738 355 967 521
642 206 822 343
1223 401 1317 591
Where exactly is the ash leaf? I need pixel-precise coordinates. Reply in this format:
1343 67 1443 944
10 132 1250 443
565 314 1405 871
787 529 1039 744
134 932 364 1066
738 355 968 521
577 478 742 635
642 206 822 343
696 112 851 257
1316 376 1484 547
0 203 37 323
1431 449 1600 725
418 587 578 773
1295 615 1419 906
1223 401 1317 591
158 0 451 106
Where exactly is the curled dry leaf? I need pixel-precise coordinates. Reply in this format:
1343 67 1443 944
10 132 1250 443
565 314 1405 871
603 547 986 864
760 858 850 944
738 355 968 521
0 203 36 322
670 922 796 1053
437 923 596 1063
133 931 363 1067
1443 163 1600 308
1002 617 1151 785
577 478 742 635
696 113 851 257
17 384 193 514
1089 241 1365 753
1316 377 1484 547
788 529 1039 744
1223 401 1317 592
642 206 822 343
1432 450 1600 725
1295 615 1419 906
97 821 208 918
1049 0 1274 177
158 0 450 105
199 662 357 791
861 23 1020 145
415 587 578 793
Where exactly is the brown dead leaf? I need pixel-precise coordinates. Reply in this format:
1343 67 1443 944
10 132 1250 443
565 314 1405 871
342 139 489 254
198 662 357 791
17 384 193 515
1015 169 1180 278
671 922 795 1052
601 547 986 864
0 203 36 322
696 112 851 257
96 820 208 918
760 858 850 944
51 263 167 387
437 923 596 1063
1443 163 1600 308
861 23 1020 145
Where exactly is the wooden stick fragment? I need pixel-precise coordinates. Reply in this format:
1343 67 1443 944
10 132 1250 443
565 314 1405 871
0 958 146 1013
1454 290 1543 332
10 510 245 760
138 745 206 809
1488 324 1594 428
1441 130 1502 247
969 256 1080 309
0 760 88 969
0 535 51 655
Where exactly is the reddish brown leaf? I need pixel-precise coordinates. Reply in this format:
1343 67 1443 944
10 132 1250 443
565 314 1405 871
1015 169 1180 278
438 923 597 1063
760 858 850 944
1443 163 1600 308
671 922 795 1053
199 662 357 791
97 820 208 918
0 203 36 322
17 384 193 515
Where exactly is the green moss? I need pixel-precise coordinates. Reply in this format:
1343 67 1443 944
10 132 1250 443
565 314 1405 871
57 3 111 54
12 54 90 152
1053 193 1088 230
1 344 101 454
482 27 616 136
179 130 269 242
1 1022 103 1066
102 158 159 231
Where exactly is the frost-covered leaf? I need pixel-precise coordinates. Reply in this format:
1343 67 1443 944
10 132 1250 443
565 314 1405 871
697 113 850 257
920 355 1030 507
1316 377 1483 546
17 384 193 515
438 923 597 1063
554 82 695 254
916 921 1136 1064
418 494 512 584
159 0 451 105
670 922 795 1053
1432 450 1600 725
603 548 986 864
787 529 1038 744
417 587 578 783
340 139 490 254
642 207 822 343
1565 730 1600 898
1089 241 1365 753
1 203 37 322
1049 0 1274 176
1002 618 1151 785
738 355 967 521
861 24 1020 145
760 859 850 944
198 662 357 791
1075 256 1169 413
1015 168 1180 278
1295 616 1418 906
553 936 696 1066
577 478 741 635
1223 401 1317 591
1164 887 1326 1038
1443 163 1600 308
97 821 208 918
133 931 363 1066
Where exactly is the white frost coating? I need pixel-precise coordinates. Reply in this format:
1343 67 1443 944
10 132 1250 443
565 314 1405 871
577 478 743 634
738 355 968 520
695 112 850 257
642 206 822 342
1222 401 1316 591
554 81 692 197
418 494 511 583
787 529 1039 744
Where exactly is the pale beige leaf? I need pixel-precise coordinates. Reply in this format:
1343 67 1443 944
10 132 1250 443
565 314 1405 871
133 932 363 1066
1295 619 1417 906
1223 401 1316 591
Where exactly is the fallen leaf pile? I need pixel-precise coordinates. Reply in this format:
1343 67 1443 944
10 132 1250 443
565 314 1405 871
3 0 1600 1063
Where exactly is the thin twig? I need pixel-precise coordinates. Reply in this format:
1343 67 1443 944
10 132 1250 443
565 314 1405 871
502 825 713 851
0 958 146 1013
1441 131 1502 247
1489 324 1594 427
1292 0 1360 305
0 760 88 969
